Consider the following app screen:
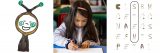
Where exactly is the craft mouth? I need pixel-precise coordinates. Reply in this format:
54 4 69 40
22 26 30 31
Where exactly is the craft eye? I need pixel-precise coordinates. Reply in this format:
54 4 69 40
19 21 24 26
30 22 36 27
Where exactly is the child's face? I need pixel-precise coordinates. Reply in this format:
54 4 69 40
74 12 87 28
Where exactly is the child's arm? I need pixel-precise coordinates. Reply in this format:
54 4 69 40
54 23 69 47
67 40 79 50
89 39 100 46
81 39 100 48
54 23 79 50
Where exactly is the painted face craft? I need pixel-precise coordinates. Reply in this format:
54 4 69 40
17 15 37 32
15 0 43 52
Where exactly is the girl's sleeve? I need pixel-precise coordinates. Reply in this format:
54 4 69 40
53 22 69 47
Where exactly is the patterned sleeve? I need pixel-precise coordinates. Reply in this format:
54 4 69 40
53 22 69 47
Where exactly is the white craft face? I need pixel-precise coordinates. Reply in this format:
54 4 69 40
18 15 37 32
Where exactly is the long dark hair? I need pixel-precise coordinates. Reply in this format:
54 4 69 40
64 1 98 42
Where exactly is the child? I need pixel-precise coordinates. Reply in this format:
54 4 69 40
54 1 100 50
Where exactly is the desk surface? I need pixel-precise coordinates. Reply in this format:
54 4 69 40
53 44 107 53
54 48 103 53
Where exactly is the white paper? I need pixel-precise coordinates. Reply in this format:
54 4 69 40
54 48 103 53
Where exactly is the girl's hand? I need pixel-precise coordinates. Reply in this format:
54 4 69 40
81 40 90 48
68 40 79 50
